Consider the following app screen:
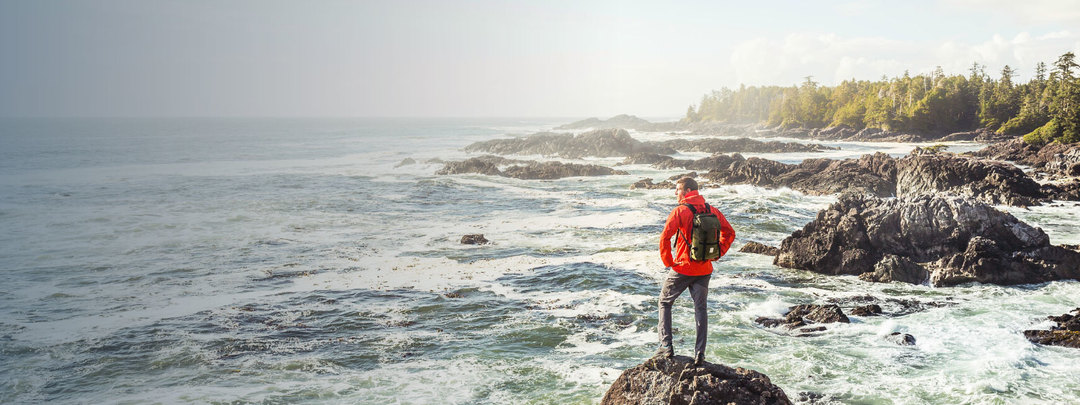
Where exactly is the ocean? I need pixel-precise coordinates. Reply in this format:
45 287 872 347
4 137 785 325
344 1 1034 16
1 117 1078 404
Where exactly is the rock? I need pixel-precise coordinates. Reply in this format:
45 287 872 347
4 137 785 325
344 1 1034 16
600 355 792 405
1024 308 1080 348
654 138 837 154
775 194 1080 287
436 157 628 179
896 152 1048 207
884 332 916 346
850 305 882 316
686 153 897 197
460 234 489 245
970 138 1080 179
435 155 526 176
394 158 416 168
630 178 675 190
464 128 674 158
668 172 698 181
739 242 780 256
556 114 682 132
755 304 850 334
501 161 629 180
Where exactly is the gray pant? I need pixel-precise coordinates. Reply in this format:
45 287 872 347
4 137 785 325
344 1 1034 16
657 270 711 355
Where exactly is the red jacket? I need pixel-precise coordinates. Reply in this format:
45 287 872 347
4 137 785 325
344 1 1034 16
660 190 735 276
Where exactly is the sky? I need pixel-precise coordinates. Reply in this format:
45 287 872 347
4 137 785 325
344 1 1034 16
1 0 1079 118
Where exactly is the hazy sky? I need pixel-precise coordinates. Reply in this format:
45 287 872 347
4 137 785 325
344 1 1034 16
1 0 1079 118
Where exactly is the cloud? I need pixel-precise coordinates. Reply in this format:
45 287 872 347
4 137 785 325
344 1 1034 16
729 31 1080 87
943 0 1080 25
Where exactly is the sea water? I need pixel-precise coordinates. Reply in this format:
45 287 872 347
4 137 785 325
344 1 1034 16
0 117 1078 404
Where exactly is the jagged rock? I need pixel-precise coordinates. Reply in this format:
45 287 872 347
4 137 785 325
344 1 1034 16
775 194 1080 286
436 157 627 179
896 152 1048 206
502 161 629 180
695 153 897 197
394 158 417 168
464 128 674 158
556 114 682 132
668 172 698 181
739 242 780 256
970 138 1080 179
884 332 917 346
653 138 837 154
755 304 850 335
600 355 792 405
630 178 675 190
850 305 882 316
1024 308 1080 348
460 234 489 245
858 255 928 284
435 155 526 176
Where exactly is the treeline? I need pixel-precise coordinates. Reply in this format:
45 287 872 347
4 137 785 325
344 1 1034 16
685 52 1080 144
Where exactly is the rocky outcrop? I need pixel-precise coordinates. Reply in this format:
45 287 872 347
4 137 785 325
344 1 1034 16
896 152 1047 206
740 242 780 256
460 234 489 245
394 158 416 168
653 138 836 154
775 194 1080 286
756 126 930 142
850 305 882 316
1023 308 1080 349
699 153 897 197
556 114 682 132
436 156 628 179
464 129 674 158
970 138 1080 179
600 355 791 405
824 295 954 317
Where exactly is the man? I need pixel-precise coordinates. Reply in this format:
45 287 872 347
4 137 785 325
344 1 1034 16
657 177 734 365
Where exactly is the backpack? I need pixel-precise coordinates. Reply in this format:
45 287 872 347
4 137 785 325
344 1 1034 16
680 203 722 261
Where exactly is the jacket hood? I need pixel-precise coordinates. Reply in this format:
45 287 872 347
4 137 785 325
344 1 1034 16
679 190 706 206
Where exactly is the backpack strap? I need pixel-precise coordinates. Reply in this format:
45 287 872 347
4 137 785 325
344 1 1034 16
676 203 696 247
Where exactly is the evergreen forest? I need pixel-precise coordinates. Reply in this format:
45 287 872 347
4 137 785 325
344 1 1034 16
684 52 1080 144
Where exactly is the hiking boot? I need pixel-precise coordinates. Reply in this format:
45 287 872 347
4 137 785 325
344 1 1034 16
694 352 705 366
655 345 674 358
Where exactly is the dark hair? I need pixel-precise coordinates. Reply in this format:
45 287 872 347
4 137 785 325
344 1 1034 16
676 177 698 191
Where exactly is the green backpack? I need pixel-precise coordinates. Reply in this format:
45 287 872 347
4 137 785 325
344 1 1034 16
680 203 722 261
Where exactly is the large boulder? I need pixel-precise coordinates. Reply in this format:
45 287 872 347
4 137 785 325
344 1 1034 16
464 128 673 158
896 151 1047 206
600 355 791 405
774 194 1080 287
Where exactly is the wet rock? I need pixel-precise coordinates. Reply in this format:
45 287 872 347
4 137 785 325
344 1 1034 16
775 194 1080 287
739 242 780 256
1024 308 1080 348
896 152 1048 207
501 161 629 180
850 305 882 316
668 171 698 181
690 152 897 197
437 157 627 179
600 355 792 405
394 157 416 168
654 138 837 154
464 128 673 158
970 138 1080 179
755 304 850 333
630 178 675 190
460 234 489 245
884 332 916 346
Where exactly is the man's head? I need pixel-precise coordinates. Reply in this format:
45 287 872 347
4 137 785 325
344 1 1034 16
675 177 698 200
